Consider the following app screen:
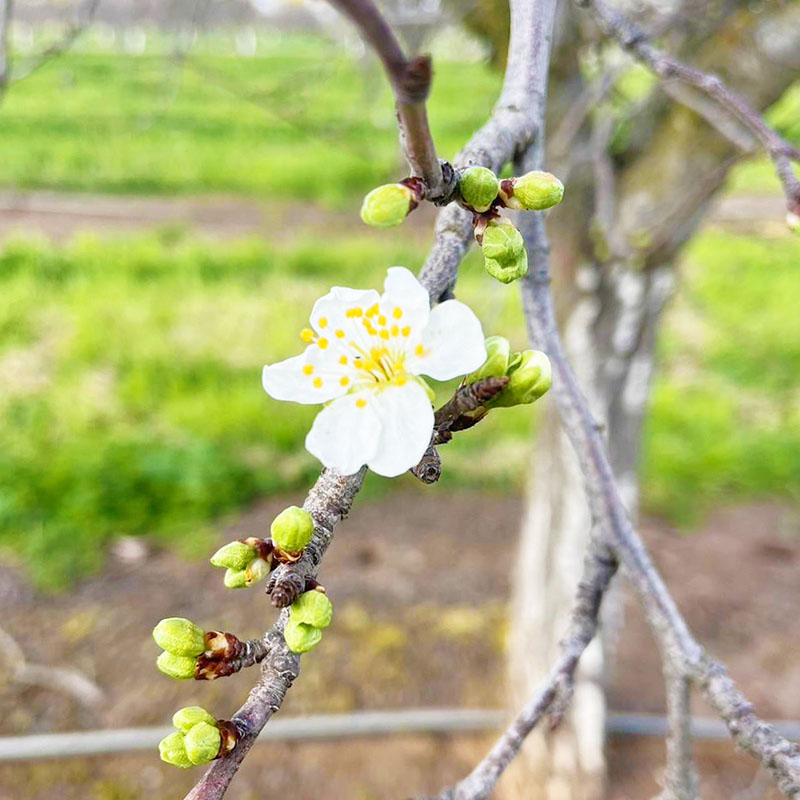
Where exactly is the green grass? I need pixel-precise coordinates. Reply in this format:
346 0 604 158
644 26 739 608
0 42 501 203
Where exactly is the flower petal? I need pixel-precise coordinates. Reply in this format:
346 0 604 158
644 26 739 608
310 287 381 336
367 379 434 477
305 392 382 474
407 300 487 381
262 352 347 405
380 266 430 335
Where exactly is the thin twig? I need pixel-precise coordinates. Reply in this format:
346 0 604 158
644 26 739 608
577 0 800 214
658 671 698 800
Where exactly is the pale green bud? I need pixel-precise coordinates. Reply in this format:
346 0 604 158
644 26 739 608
270 506 314 554
290 591 333 629
479 218 528 284
210 540 255 571
153 617 205 657
360 184 415 228
500 171 564 211
458 166 499 213
465 335 510 383
223 567 248 589
489 349 552 408
156 651 197 680
244 557 270 586
284 619 323 654
184 721 221 766
172 706 217 733
159 731 192 769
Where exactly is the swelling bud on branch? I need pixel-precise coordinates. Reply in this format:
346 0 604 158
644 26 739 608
271 505 315 554
159 706 238 769
360 183 419 228
458 166 499 213
477 218 528 284
488 349 552 408
465 335 511 383
499 171 564 211
210 537 272 589
283 589 334 654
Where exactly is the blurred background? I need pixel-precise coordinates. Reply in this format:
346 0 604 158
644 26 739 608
0 0 799 798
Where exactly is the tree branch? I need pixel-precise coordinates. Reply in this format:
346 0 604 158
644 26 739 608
577 0 800 215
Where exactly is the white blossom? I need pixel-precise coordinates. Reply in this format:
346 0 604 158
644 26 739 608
262 267 486 477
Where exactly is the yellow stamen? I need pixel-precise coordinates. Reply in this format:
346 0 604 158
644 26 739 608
391 325 399 337
339 355 348 365
393 307 403 319
346 307 363 318
340 376 350 387
317 338 329 349
356 398 367 408
366 303 379 318
378 315 387 327
415 344 425 356
302 365 314 375
318 317 328 329
313 377 323 388
300 328 315 343
401 326 411 337
335 329 345 338
379 330 389 340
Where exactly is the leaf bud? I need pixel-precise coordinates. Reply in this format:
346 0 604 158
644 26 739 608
152 617 205 657
283 619 323 654
499 171 564 211
159 731 192 769
270 506 315 554
290 590 333 629
172 706 217 733
478 218 528 284
465 335 511 383
458 166 499 213
360 183 416 228
156 651 197 680
184 721 222 766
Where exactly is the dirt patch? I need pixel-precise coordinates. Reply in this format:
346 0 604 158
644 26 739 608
0 491 798 799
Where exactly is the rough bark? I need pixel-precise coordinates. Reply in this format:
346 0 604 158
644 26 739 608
506 3 800 798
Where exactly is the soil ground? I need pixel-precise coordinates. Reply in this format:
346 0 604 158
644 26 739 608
1 490 798 800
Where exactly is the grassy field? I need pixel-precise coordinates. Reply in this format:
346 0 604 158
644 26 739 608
2 226 800 588
1 38 799 588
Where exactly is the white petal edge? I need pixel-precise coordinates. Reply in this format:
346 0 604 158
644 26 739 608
310 287 381 335
407 300 487 381
381 266 430 333
367 380 434 477
262 353 346 405
305 392 382 474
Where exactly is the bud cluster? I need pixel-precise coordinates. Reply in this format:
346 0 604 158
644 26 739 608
158 706 238 769
466 336 552 408
284 589 334 654
209 506 316 590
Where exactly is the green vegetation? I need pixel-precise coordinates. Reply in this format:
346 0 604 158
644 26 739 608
0 43 501 203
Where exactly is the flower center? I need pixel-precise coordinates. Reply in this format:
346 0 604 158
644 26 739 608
352 345 408 388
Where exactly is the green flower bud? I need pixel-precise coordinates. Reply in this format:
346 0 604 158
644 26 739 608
500 171 564 211
284 619 323 654
184 721 222 766
290 591 333 629
244 557 270 586
156 651 197 680
479 218 528 284
465 335 511 383
360 184 415 228
159 731 192 769
153 617 205 657
223 567 248 589
270 506 314 554
458 166 499 213
489 349 552 408
210 540 255 571
172 706 217 733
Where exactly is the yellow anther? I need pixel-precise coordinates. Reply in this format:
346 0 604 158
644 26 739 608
356 398 367 408
366 304 379 318
401 326 411 337
317 338 329 349
313 377 323 388
396 375 408 386
318 317 328 329
300 328 315 343
393 307 403 319
302 365 314 376
354 360 366 369
340 376 350 387
346 307 363 318
335 329 345 338
391 325 399 337
415 344 425 356
339 355 348 365
363 321 377 336
379 330 390 340
378 315 387 327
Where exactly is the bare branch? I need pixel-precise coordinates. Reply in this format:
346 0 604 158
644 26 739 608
658 671 698 800
0 0 13 90
577 0 800 214
326 0 447 197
